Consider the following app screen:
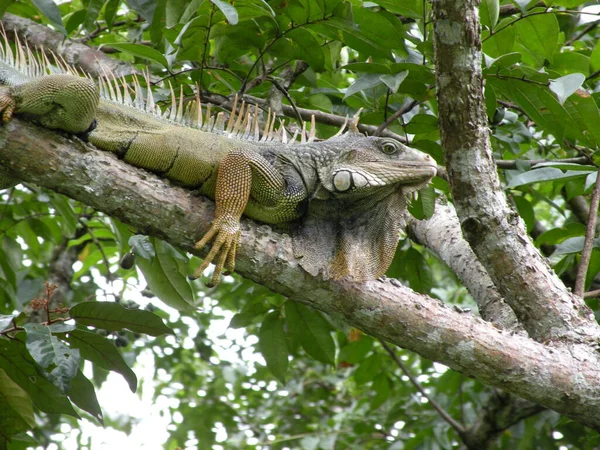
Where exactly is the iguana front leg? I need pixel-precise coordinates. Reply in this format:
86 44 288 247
193 148 257 286
192 147 305 286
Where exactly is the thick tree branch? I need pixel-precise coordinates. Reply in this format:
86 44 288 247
2 120 600 430
431 0 600 343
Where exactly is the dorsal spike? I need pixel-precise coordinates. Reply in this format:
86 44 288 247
242 108 252 139
194 82 203 128
111 72 123 104
176 84 184 122
281 121 288 144
261 109 272 142
233 101 246 135
168 81 177 121
332 117 348 138
132 74 145 109
252 105 260 141
266 112 277 142
214 111 226 132
350 108 363 132
144 69 156 114
226 94 239 133
307 115 316 143
300 120 307 144
289 130 299 145
121 77 133 106
203 104 213 131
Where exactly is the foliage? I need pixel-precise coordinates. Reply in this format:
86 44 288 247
1 0 600 448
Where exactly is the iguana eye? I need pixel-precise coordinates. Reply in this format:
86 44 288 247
381 140 399 155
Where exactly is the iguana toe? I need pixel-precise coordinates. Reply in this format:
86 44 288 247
193 215 241 285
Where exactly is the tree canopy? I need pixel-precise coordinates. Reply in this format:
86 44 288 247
1 0 600 449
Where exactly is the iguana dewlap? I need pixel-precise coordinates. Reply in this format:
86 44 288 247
0 63 437 286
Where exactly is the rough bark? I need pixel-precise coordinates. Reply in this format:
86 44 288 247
431 0 600 343
407 201 521 331
1 119 600 430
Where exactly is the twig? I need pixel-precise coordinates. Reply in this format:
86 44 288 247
379 339 466 435
574 168 600 297
583 289 600 299
495 156 591 170
374 99 421 136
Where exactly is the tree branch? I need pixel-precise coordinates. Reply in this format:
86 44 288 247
431 0 600 343
2 119 600 430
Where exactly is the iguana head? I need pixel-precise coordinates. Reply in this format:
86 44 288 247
294 132 438 282
315 133 437 197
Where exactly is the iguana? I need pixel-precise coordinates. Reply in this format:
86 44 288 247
0 40 437 286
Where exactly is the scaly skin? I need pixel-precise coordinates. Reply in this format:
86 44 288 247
0 71 437 285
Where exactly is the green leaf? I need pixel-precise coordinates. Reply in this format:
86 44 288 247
342 62 391 74
125 0 157 22
0 368 35 439
344 73 383 99
338 335 373 364
259 311 288 384
405 114 439 134
535 223 585 246
68 370 103 424
30 0 66 34
549 74 585 105
287 28 325 72
101 43 169 68
49 194 78 237
70 301 175 336
508 168 591 188
63 329 137 393
353 354 383 384
371 0 423 19
0 315 12 332
129 235 155 259
23 324 80 394
380 71 408 93
512 196 535 233
134 239 195 312
285 302 335 365
480 0 499 29
514 13 559 66
211 0 238 25
0 338 78 417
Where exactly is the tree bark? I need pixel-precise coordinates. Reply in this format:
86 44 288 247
1 119 600 430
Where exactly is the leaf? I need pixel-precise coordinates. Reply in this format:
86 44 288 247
0 338 78 417
259 311 288 384
0 368 35 439
371 0 423 19
101 43 169 68
129 235 155 259
30 0 66 34
344 73 383 99
285 302 335 365
134 239 195 312
549 74 586 105
512 196 535 233
480 0 499 29
507 168 591 188
49 194 78 237
0 315 13 332
125 0 157 22
531 162 597 172
379 71 408 93
211 0 238 25
338 335 373 365
514 13 559 66
353 354 383 384
68 370 103 424
23 324 80 393
70 301 174 336
63 329 137 393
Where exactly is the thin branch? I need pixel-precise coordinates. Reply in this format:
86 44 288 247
574 168 600 297
495 156 591 170
374 99 421 136
379 339 466 435
565 21 598 46
583 289 600 299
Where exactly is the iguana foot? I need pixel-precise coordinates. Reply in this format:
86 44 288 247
0 88 16 123
192 214 241 286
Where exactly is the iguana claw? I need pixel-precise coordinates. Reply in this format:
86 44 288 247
193 214 241 286
0 88 16 123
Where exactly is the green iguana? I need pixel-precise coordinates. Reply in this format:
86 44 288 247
0 39 437 286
